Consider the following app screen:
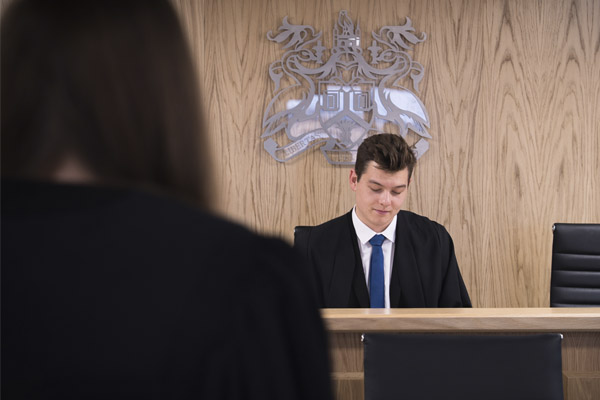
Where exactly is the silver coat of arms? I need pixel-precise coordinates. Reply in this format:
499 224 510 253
262 11 431 165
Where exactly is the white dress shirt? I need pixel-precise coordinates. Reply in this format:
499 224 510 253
351 207 396 308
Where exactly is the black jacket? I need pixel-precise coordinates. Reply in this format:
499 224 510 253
295 210 472 308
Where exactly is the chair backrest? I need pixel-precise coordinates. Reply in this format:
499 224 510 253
293 225 313 255
294 225 324 304
363 333 564 400
551 223 600 307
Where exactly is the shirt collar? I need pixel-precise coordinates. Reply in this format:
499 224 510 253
352 206 397 245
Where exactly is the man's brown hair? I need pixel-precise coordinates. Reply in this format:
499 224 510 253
354 133 417 181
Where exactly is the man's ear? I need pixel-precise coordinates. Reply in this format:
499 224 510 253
349 169 358 191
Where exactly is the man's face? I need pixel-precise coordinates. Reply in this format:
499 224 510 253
349 161 411 233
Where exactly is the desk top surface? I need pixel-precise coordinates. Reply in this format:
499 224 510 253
321 308 600 332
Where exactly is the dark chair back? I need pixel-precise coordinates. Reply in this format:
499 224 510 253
294 225 323 304
363 333 564 400
293 225 313 255
551 223 600 307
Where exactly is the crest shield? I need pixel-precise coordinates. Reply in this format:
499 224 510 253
263 11 431 165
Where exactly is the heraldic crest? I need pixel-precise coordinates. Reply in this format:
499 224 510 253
262 11 431 165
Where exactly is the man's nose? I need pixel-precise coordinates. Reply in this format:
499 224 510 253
379 191 391 205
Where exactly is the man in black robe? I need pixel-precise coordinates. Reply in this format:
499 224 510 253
295 134 471 308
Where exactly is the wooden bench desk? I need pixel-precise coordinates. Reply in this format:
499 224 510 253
322 308 600 400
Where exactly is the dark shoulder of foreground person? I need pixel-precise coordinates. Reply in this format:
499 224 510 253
133 187 334 399
1 180 333 400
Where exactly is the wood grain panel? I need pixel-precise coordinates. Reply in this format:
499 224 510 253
173 0 600 307
328 332 363 372
331 373 364 400
562 332 600 371
322 308 600 332
564 372 600 400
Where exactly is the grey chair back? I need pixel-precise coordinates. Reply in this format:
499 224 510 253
551 223 600 307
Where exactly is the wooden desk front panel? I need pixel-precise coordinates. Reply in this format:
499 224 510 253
323 309 600 400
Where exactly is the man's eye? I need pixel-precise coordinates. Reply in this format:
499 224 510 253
371 188 382 193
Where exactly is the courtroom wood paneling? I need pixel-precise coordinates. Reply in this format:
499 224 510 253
173 0 600 307
562 332 600 371
329 332 363 373
564 373 600 400
331 373 363 400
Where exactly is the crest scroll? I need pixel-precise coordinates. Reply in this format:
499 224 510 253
262 11 431 165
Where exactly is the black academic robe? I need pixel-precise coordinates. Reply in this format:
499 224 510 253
1 180 332 400
295 210 472 308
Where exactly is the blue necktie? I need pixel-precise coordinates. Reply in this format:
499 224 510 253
369 234 385 308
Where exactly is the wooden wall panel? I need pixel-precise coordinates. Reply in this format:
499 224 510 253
174 0 600 307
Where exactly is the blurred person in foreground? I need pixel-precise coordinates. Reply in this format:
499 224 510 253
1 1 332 398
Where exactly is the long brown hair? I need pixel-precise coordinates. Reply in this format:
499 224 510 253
1 0 211 208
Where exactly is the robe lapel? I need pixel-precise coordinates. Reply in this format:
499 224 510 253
326 211 369 308
327 238 357 307
347 212 370 307
390 212 426 307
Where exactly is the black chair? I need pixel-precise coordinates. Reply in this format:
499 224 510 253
363 333 564 400
550 223 600 307
294 225 323 303
293 225 313 255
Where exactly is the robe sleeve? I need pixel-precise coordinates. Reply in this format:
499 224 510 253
437 226 472 307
